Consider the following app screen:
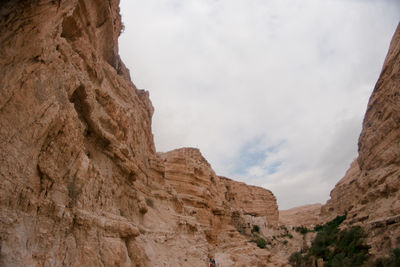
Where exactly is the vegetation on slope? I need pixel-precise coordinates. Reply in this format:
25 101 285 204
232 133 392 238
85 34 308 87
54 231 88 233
373 248 400 267
289 215 370 267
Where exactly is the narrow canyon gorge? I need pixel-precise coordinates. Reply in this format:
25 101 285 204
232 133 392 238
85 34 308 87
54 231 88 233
0 0 399 266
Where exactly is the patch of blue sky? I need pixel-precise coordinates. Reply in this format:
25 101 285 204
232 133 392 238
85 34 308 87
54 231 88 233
232 137 285 176
266 161 281 175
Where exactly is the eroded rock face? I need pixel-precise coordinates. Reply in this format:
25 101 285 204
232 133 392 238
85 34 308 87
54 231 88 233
0 1 284 266
358 24 400 171
0 0 154 265
321 23 400 258
221 177 279 227
161 147 278 231
160 148 283 266
279 203 322 228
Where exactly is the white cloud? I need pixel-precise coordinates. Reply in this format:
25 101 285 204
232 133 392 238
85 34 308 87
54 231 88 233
119 0 399 209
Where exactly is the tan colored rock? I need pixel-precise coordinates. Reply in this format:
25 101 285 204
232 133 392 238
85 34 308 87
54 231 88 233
160 148 284 265
0 1 286 266
160 148 278 228
358 24 400 171
275 23 400 263
321 160 361 220
321 23 400 259
279 203 322 227
221 176 279 227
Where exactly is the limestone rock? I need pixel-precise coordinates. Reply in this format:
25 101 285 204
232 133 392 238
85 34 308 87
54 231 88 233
358 24 400 171
321 23 400 259
160 148 283 265
221 176 279 227
277 23 400 262
0 1 285 266
279 203 322 228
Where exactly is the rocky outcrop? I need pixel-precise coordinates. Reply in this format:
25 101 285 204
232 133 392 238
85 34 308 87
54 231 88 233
321 23 400 258
0 0 155 265
0 1 284 266
279 204 322 228
358 24 400 171
221 177 278 227
160 148 283 265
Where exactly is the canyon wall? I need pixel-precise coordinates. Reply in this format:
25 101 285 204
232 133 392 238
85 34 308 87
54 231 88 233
0 1 283 266
1 0 398 265
279 204 322 228
321 23 400 258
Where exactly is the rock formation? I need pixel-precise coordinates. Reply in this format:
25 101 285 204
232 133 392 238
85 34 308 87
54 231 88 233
1 0 399 265
321 23 400 259
273 23 400 263
279 204 322 228
0 1 284 266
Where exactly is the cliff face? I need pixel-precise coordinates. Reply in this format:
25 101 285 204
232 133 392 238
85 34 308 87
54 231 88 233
279 204 322 228
0 1 283 266
321 23 400 257
161 148 278 230
159 148 283 266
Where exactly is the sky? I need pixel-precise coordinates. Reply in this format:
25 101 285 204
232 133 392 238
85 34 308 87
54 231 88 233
119 0 400 209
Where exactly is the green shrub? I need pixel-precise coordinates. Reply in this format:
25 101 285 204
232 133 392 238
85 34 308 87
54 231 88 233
256 237 266 249
252 225 260 233
314 224 323 232
374 248 400 267
326 215 347 229
289 252 303 267
393 248 400 265
289 215 370 267
295 226 311 235
289 252 313 267
280 231 293 239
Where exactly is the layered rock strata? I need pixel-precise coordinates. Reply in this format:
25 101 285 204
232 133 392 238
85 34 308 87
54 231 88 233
0 1 284 266
160 148 284 266
321 23 400 258
279 203 322 228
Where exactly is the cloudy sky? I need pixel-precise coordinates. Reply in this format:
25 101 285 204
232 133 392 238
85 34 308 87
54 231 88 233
119 0 399 209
